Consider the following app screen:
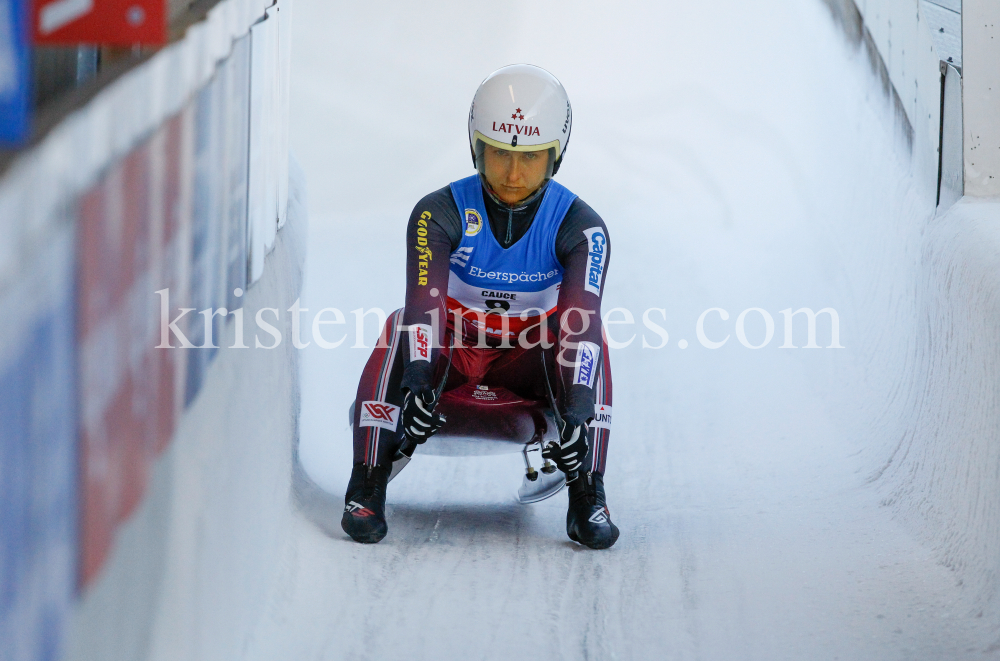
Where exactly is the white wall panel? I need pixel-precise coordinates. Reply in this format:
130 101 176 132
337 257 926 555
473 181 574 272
262 6 278 252
275 0 291 229
247 12 273 283
854 0 948 186
963 0 1000 196
920 0 961 66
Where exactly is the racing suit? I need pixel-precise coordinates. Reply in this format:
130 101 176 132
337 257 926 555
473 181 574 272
351 175 612 474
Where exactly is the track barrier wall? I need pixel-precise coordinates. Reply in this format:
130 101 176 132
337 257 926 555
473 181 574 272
823 0 1000 622
0 0 297 659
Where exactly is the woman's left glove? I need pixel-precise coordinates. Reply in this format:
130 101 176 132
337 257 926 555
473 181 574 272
542 421 589 474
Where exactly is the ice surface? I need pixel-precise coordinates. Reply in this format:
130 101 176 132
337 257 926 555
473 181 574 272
267 0 1000 658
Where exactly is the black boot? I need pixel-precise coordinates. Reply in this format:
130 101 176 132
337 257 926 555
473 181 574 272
341 464 390 543
566 472 620 549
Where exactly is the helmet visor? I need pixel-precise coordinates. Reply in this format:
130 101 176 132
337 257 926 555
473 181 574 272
474 137 557 187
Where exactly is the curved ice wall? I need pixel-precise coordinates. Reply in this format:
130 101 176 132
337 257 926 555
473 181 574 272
824 0 1000 622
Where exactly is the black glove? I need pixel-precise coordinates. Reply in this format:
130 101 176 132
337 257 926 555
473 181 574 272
401 389 446 444
542 421 589 474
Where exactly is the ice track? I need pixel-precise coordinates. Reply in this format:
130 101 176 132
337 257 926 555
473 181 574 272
246 1 1000 658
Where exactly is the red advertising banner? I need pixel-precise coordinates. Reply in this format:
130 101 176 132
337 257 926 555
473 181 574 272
77 147 153 584
33 0 166 45
76 107 192 585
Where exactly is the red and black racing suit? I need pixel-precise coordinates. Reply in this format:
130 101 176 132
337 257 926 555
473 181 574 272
351 179 613 474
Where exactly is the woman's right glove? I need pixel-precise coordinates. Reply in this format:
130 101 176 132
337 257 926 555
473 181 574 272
400 389 446 444
542 421 589 474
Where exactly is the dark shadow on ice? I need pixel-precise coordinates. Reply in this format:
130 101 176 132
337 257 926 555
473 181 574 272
291 440 346 539
290 438 554 543
385 502 574 548
387 502 533 536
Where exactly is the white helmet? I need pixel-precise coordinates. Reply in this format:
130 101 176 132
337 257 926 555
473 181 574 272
468 64 572 177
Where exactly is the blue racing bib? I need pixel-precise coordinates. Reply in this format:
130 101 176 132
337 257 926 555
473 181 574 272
447 175 577 338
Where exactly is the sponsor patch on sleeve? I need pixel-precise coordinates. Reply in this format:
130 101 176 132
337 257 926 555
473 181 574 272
408 324 432 362
590 404 612 429
582 227 607 297
572 341 601 388
415 212 433 285
359 401 400 431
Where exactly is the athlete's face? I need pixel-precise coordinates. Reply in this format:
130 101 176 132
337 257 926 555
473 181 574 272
482 146 550 205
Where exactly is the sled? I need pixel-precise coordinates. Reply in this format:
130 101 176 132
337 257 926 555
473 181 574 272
348 383 566 504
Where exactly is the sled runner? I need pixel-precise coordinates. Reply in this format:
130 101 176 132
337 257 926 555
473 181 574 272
348 383 566 504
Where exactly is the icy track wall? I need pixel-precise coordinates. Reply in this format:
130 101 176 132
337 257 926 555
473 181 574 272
0 0 300 659
823 0 1000 621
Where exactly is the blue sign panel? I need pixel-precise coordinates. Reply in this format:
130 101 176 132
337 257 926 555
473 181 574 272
0 230 77 661
186 75 224 406
0 0 31 145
